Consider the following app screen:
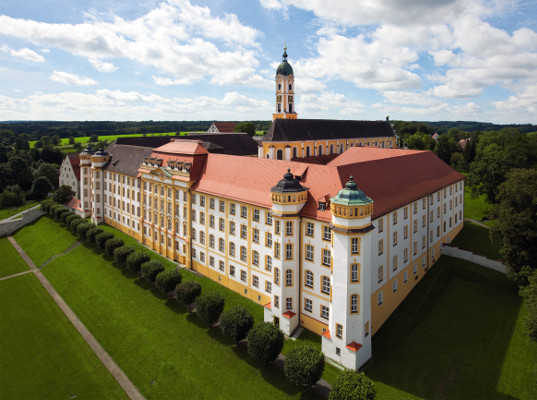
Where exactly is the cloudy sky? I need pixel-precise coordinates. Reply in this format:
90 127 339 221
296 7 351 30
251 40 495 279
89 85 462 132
0 0 536 123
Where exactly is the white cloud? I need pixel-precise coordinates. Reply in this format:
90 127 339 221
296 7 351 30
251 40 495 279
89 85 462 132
299 91 364 117
89 58 118 72
1 45 44 62
0 89 271 121
493 83 537 121
50 71 97 86
0 0 263 87
153 76 193 86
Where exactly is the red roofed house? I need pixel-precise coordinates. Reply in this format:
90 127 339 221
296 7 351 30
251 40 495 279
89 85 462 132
207 121 237 133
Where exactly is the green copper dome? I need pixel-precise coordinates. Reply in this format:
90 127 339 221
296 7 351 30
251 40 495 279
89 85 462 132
330 176 373 206
276 47 294 76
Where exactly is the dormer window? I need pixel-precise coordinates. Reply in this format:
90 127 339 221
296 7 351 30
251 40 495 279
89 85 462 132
318 202 326 211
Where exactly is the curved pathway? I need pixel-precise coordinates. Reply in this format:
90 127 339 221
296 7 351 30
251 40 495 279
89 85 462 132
6 236 145 400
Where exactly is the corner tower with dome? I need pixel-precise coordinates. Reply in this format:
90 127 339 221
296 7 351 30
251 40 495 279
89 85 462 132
272 47 297 121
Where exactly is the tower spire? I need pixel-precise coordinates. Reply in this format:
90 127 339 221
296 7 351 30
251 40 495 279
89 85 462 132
272 46 297 121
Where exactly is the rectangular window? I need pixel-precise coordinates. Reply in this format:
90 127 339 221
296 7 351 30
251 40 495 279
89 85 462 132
219 200 225 213
404 248 408 263
241 206 247 218
321 305 329 320
322 249 331 266
210 198 215 209
253 275 259 288
305 244 314 261
219 238 225 252
350 294 358 313
200 196 205 206
393 231 397 246
192 194 197 204
392 255 398 271
378 266 383 283
378 291 384 305
286 221 293 235
285 269 292 286
305 271 313 288
266 281 272 293
351 264 360 283
230 265 235 277
230 203 235 215
253 229 259 243
266 213 272 225
241 270 247 282
229 221 235 235
351 237 360 254
321 277 330 294
219 260 225 272
240 246 247 262
274 268 280 285
378 239 383 255
336 324 343 339
378 218 383 233
305 298 313 312
253 209 260 221
306 222 314 237
404 225 408 239
393 211 397 225
393 280 398 292
241 224 247 239
404 271 408 283
285 244 293 260
285 297 292 310
219 218 225 231
274 295 279 308
209 256 214 267
253 251 259 266
209 215 215 228
200 252 205 263
200 212 205 224
266 233 273 247
404 207 408 219
229 242 235 257
323 226 331 241
266 256 272 271
275 242 280 259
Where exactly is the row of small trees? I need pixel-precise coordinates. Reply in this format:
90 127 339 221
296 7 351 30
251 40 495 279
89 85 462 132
41 199 376 398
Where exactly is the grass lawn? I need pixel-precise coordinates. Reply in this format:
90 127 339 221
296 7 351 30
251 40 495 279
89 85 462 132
0 238 29 278
13 216 78 266
41 243 317 400
451 222 502 260
0 200 39 221
0 273 127 399
367 256 537 400
29 132 179 148
464 184 492 222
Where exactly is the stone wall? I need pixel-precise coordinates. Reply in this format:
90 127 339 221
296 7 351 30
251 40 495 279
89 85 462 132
441 244 506 274
0 207 45 237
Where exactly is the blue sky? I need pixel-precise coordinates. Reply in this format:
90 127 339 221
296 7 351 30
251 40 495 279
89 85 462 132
0 0 536 123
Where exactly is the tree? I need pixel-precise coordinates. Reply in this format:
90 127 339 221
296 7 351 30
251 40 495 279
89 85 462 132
284 345 325 389
70 218 85 233
0 185 25 207
31 176 53 199
404 132 434 150
247 322 284 363
196 292 225 326
520 270 537 341
61 210 74 224
69 136 75 145
328 371 376 400
155 269 182 296
89 134 99 142
175 281 202 313
8 155 33 190
233 122 256 137
52 185 74 204
34 163 59 188
65 214 80 227
40 199 55 213
54 206 69 220
95 232 114 249
450 152 467 172
141 260 165 284
491 168 537 286
126 251 150 273
113 245 135 265
220 306 254 345
434 134 460 164
105 237 124 255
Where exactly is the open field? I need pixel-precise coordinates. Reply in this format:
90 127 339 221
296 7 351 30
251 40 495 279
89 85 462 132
13 216 77 266
0 271 127 399
464 183 492 222
29 132 195 148
0 238 28 278
0 200 39 221
367 256 537 400
451 221 502 260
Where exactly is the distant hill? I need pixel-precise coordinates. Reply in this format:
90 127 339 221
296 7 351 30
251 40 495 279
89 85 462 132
419 121 536 134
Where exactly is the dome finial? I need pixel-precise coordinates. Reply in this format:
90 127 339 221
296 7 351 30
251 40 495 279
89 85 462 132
345 176 358 189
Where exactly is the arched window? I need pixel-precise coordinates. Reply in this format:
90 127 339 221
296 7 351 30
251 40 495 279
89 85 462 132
306 146 311 157
253 250 259 266
289 83 292 91
330 144 334 154
289 103 293 113
292 147 298 158
229 242 235 257
318 145 323 155
278 103 281 112
276 149 283 160
340 144 344 153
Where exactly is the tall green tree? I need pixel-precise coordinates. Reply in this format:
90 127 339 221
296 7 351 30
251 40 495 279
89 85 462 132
30 176 53 199
34 162 59 188
520 270 537 341
52 185 74 204
434 134 460 164
491 168 537 286
233 122 256 137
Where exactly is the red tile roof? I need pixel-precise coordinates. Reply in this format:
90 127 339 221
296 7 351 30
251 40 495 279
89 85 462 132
282 310 296 319
67 154 81 180
322 330 331 339
155 140 209 156
212 122 237 133
346 341 363 352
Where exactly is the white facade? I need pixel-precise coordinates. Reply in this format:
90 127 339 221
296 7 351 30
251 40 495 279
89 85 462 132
59 156 80 198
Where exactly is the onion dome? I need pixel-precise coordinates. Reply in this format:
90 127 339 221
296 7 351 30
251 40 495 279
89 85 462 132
93 147 109 157
331 176 372 206
271 169 307 193
80 145 95 155
276 47 294 76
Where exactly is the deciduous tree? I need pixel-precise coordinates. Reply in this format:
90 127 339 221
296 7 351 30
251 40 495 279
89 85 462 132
328 371 376 400
196 292 225 326
284 345 325 389
247 322 284 363
175 281 202 312
220 306 254 345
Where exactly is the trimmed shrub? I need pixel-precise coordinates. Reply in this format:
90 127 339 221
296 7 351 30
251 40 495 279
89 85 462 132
126 251 150 273
70 218 84 232
284 345 325 389
155 269 182 295
49 204 63 217
220 306 254 344
175 281 202 312
61 210 74 224
141 260 165 283
41 199 55 212
247 322 284 363
77 222 94 239
65 214 79 227
105 237 124 255
328 371 376 400
95 231 114 249
54 206 68 220
59 209 71 223
196 292 225 326
86 227 103 243
113 245 135 265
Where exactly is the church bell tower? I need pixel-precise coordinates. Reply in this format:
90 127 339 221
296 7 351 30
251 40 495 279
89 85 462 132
273 47 297 121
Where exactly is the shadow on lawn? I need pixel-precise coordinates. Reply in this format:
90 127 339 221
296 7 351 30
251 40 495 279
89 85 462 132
366 256 520 400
